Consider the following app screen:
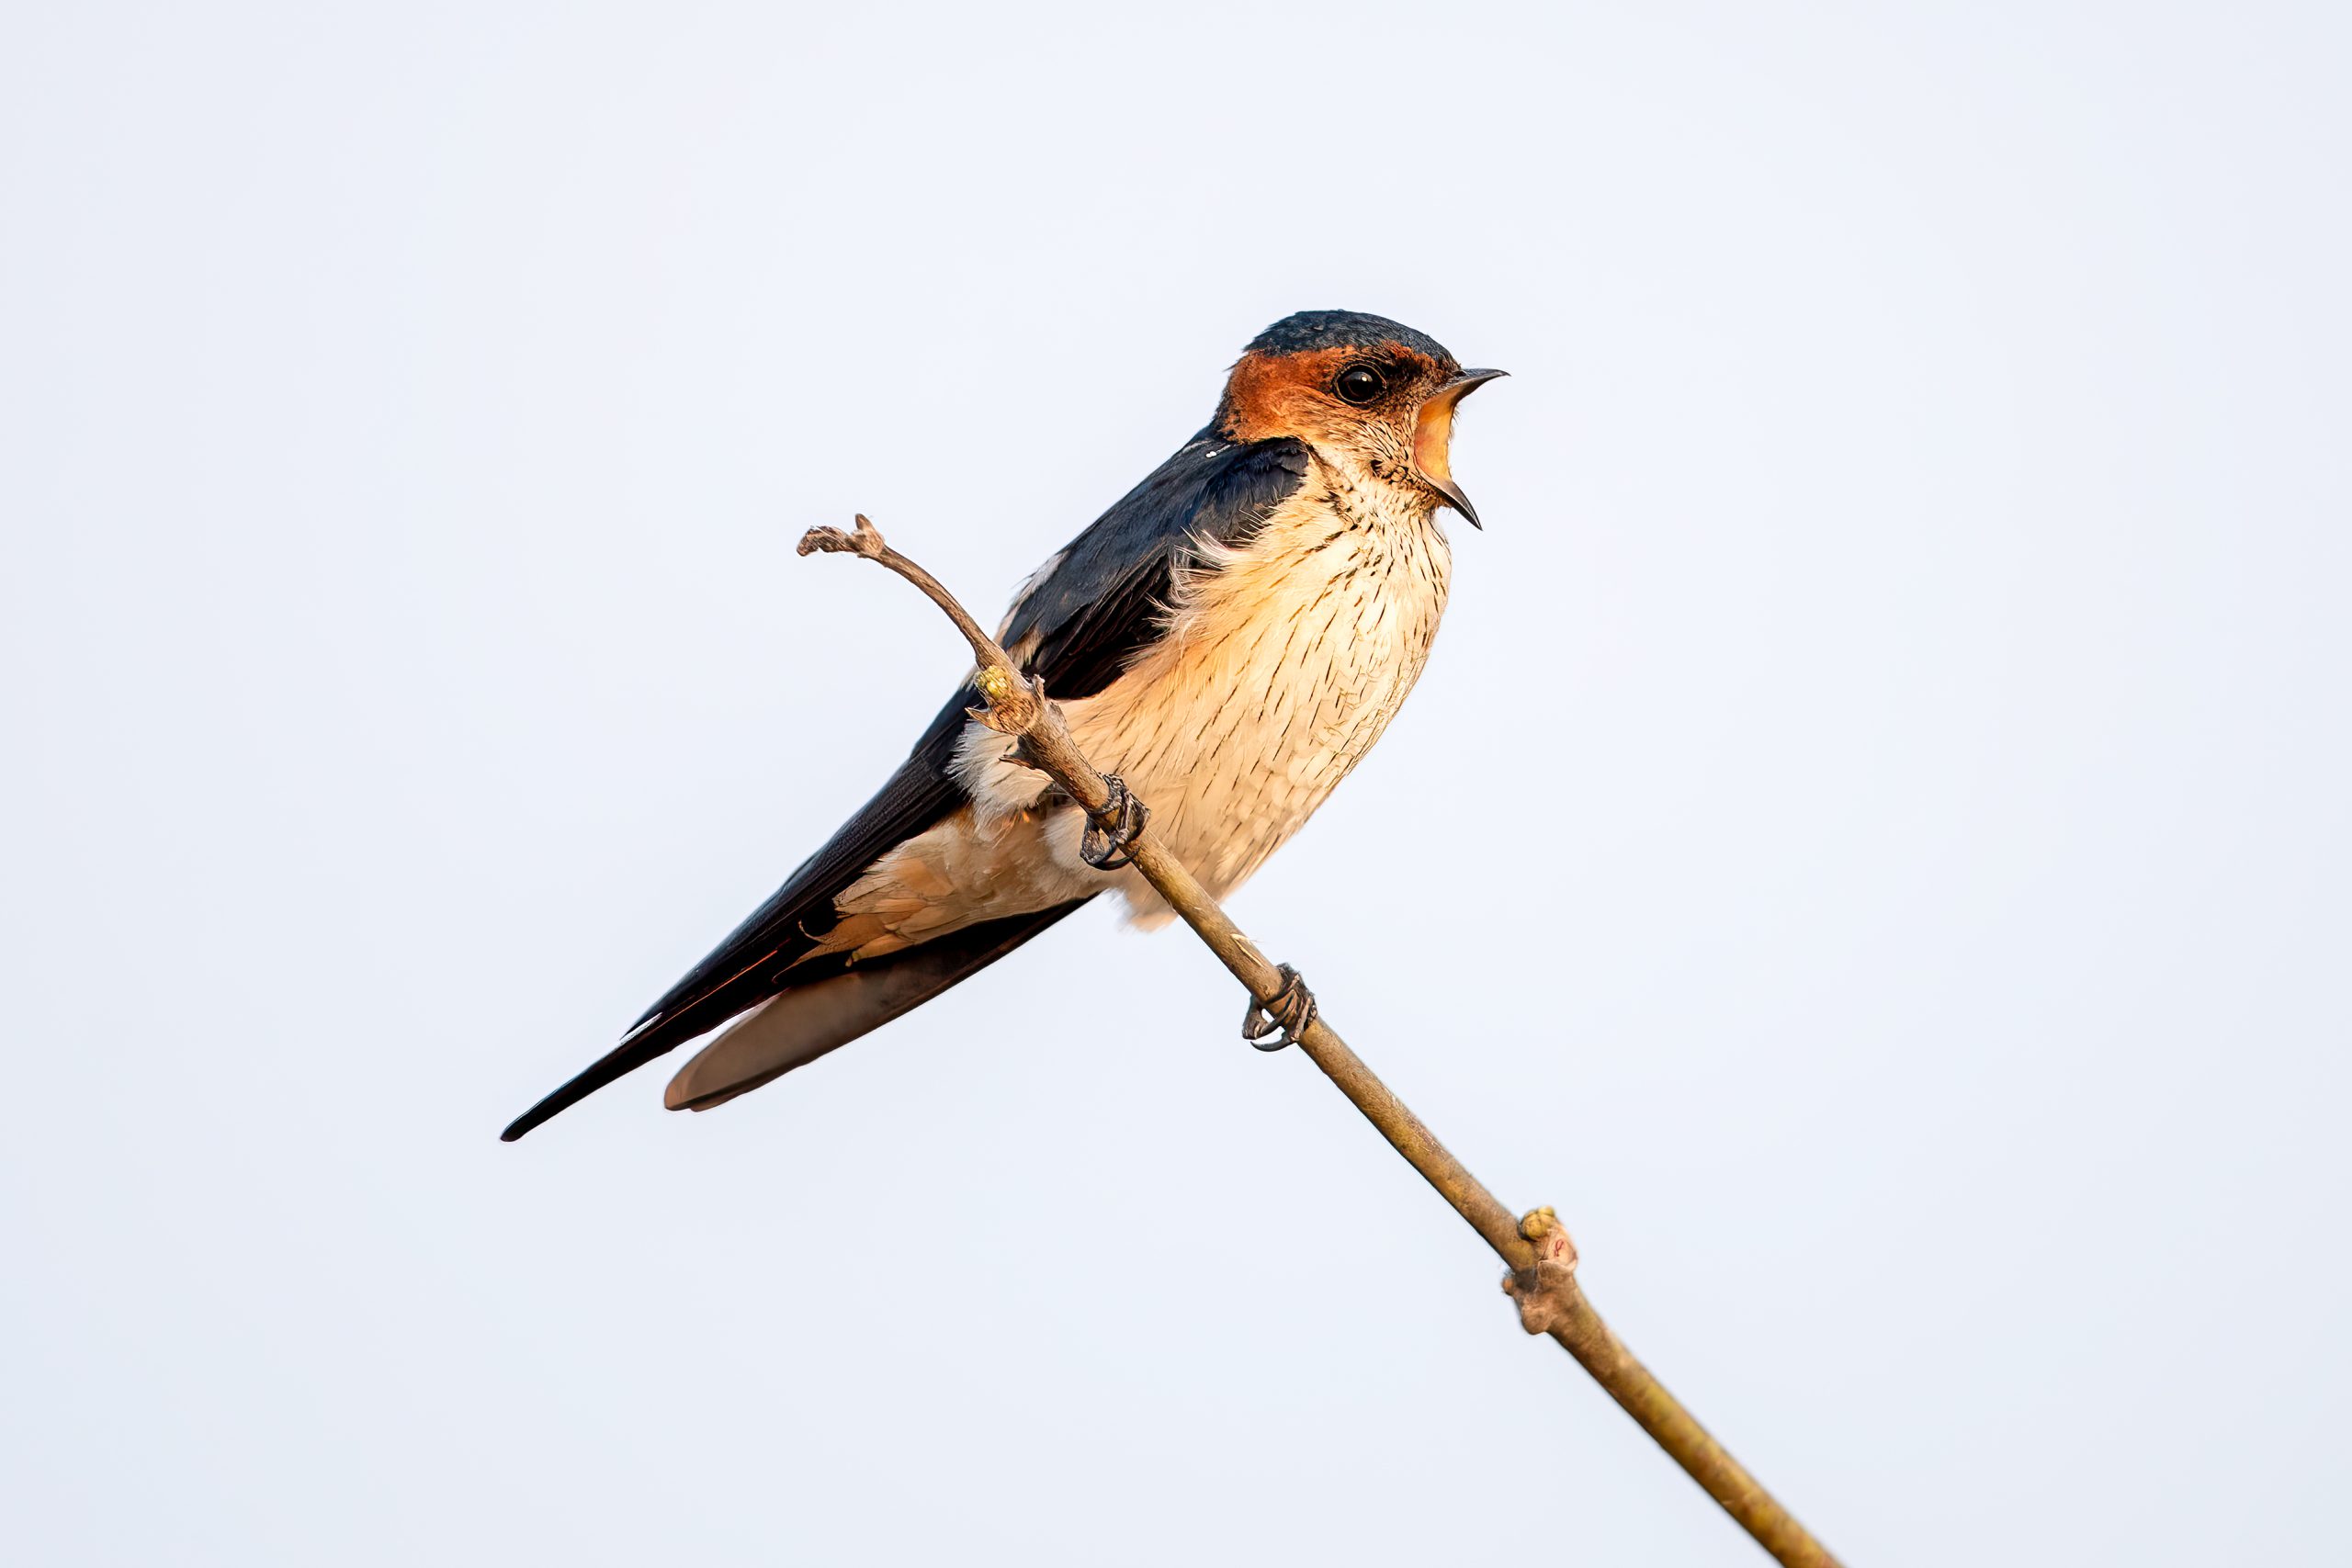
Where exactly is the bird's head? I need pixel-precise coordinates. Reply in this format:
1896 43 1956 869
1215 310 1506 527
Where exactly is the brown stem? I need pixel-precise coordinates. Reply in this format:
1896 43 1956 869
803 516 1841 1567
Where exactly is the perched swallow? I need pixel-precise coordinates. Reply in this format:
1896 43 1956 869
502 310 1503 1140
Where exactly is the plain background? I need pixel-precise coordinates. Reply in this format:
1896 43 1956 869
4 3 2346 1563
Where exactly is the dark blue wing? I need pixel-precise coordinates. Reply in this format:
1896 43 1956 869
501 433 1309 1138
1005 432 1312 698
499 693 978 1141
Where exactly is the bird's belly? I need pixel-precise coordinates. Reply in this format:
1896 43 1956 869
1056 511 1452 909
833 505 1453 960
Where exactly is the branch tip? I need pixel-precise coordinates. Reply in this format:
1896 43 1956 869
797 513 888 559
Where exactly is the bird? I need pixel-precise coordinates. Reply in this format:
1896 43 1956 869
501 310 1503 1140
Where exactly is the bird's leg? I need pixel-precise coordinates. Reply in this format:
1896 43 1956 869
1241 964 1317 1052
1079 774 1149 871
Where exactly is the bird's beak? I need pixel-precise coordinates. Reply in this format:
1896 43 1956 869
1411 368 1507 528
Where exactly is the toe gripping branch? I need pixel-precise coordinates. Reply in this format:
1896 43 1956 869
1241 964 1317 1053
1079 773 1149 871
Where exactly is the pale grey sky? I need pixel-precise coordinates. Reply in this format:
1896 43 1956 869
4 3 2347 1563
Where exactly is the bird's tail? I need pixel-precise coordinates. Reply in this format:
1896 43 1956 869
661 899 1091 1112
499 899 1090 1140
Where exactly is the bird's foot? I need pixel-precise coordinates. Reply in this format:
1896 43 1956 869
1241 964 1317 1052
1079 774 1149 871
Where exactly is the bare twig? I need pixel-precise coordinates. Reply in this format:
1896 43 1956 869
802 516 1841 1567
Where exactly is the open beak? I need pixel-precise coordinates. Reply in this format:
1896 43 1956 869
1411 368 1507 528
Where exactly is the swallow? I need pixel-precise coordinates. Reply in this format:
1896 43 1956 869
502 310 1503 1140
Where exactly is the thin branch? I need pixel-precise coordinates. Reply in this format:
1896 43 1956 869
802 516 1841 1568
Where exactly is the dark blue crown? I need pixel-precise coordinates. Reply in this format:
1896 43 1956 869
1244 310 1456 367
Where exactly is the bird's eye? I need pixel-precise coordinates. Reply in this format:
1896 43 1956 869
1334 365 1386 405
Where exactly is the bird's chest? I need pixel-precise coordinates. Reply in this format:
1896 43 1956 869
1066 488 1453 888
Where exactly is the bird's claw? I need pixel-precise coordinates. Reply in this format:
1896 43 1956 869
1080 774 1149 871
1242 964 1317 1051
